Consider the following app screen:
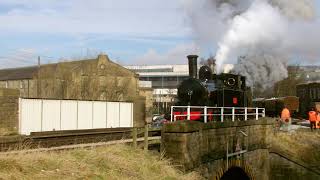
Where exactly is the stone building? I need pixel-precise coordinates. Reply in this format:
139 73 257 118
0 54 146 129
0 54 139 101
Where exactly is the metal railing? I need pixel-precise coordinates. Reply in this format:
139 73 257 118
170 106 265 123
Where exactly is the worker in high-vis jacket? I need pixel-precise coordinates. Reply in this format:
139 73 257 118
280 107 291 131
281 107 290 122
308 108 317 131
316 111 320 129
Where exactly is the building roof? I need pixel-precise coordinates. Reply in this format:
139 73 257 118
0 54 134 81
0 66 38 81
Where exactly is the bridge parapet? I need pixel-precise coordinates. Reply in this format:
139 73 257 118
161 118 274 179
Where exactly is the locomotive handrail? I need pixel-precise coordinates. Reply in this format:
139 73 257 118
170 106 265 123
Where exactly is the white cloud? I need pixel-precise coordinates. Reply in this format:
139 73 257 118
132 43 201 65
0 0 189 37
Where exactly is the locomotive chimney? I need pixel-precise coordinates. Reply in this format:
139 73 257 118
187 55 198 79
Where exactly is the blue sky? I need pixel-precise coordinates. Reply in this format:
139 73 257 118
0 0 196 67
0 0 320 68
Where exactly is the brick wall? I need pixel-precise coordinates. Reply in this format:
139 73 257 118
0 88 19 133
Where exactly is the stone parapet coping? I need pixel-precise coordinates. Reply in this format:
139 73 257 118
162 118 275 133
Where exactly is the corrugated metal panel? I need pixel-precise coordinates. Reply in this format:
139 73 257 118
61 100 77 130
120 103 133 127
93 101 107 128
42 100 61 131
19 99 133 135
20 99 42 135
77 101 93 129
107 102 120 128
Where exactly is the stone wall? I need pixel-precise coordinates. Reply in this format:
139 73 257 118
0 88 19 133
198 149 270 179
161 118 274 178
133 96 146 127
269 153 320 180
0 79 33 97
139 87 153 123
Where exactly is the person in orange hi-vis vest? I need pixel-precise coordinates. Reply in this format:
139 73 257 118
280 107 291 131
308 108 317 131
281 107 290 122
316 111 320 129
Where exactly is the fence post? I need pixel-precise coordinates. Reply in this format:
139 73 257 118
204 106 207 123
256 107 259 120
245 108 247 121
170 106 173 122
262 108 266 117
187 106 191 120
132 127 137 149
221 107 224 122
232 107 235 122
144 124 148 151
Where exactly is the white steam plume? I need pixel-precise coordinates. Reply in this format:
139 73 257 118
182 0 319 89
215 0 288 74
232 54 288 89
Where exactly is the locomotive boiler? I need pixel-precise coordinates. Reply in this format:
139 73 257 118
176 55 249 108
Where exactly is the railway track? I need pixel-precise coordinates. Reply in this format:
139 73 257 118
0 127 161 152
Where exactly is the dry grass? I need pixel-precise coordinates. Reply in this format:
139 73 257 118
271 129 320 170
0 144 202 180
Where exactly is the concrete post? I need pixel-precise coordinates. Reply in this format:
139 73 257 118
221 108 224 122
245 108 248 121
232 107 235 122
204 106 207 123
170 106 173 122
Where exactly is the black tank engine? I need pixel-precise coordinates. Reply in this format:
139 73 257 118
176 55 249 108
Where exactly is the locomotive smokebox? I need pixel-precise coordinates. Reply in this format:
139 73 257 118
187 55 198 79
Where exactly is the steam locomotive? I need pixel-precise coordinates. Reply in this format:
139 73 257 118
172 55 251 121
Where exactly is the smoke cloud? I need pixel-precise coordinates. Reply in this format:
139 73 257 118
182 0 319 89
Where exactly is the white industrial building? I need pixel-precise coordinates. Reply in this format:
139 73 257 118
125 65 189 112
125 64 233 113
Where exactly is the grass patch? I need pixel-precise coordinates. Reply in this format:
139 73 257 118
0 145 202 180
271 130 320 171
